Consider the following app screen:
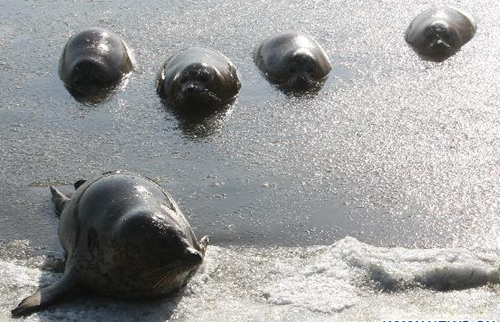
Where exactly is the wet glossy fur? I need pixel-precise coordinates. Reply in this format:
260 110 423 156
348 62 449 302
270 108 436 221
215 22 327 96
11 171 208 316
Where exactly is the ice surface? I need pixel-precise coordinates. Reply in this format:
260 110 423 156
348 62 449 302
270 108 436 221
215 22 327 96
2 238 499 322
2 0 500 320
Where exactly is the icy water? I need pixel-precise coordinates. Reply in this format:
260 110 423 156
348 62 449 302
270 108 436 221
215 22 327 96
1 0 500 320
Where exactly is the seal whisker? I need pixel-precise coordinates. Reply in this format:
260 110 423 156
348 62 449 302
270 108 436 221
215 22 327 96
203 89 222 102
154 265 188 291
154 272 176 290
142 263 178 277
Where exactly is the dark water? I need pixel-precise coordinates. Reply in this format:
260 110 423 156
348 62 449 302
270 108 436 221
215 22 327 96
1 0 500 251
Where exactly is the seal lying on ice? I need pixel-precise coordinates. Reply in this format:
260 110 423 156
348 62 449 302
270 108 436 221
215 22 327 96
12 170 208 316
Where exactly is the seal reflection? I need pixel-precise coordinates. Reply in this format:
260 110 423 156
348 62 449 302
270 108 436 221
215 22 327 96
163 99 234 140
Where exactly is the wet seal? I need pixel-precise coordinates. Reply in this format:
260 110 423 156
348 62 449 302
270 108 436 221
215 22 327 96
254 31 332 93
405 7 477 61
59 27 135 99
11 170 208 316
156 47 241 113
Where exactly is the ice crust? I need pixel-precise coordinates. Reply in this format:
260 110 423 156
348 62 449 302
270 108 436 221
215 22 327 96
1 237 499 321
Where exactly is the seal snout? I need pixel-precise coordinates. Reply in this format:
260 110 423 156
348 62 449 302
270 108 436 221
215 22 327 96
292 74 313 87
429 38 450 51
183 83 205 95
69 59 107 92
183 247 203 265
178 64 217 100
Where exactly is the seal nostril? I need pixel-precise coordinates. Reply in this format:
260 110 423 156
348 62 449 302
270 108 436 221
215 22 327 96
296 75 309 84
184 84 197 94
184 247 202 265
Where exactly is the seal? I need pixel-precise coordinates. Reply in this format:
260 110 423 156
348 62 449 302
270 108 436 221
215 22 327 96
11 170 208 316
254 31 332 92
156 47 241 111
59 27 135 94
405 7 477 61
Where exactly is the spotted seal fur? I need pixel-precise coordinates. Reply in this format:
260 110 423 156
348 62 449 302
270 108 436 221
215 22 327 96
12 170 208 316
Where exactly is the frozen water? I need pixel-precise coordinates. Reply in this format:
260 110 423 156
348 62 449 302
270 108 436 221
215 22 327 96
2 0 500 320
2 238 499 321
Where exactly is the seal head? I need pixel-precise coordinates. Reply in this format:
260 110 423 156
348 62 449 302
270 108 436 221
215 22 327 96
59 28 135 96
157 47 241 112
11 170 208 316
255 31 332 93
405 7 477 61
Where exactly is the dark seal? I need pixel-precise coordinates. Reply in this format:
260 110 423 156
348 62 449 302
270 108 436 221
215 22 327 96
156 47 241 111
59 27 135 95
255 31 332 93
405 7 477 61
12 170 208 316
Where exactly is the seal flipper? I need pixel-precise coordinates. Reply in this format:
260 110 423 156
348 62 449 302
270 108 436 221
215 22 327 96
198 236 209 255
50 186 70 217
11 271 79 317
